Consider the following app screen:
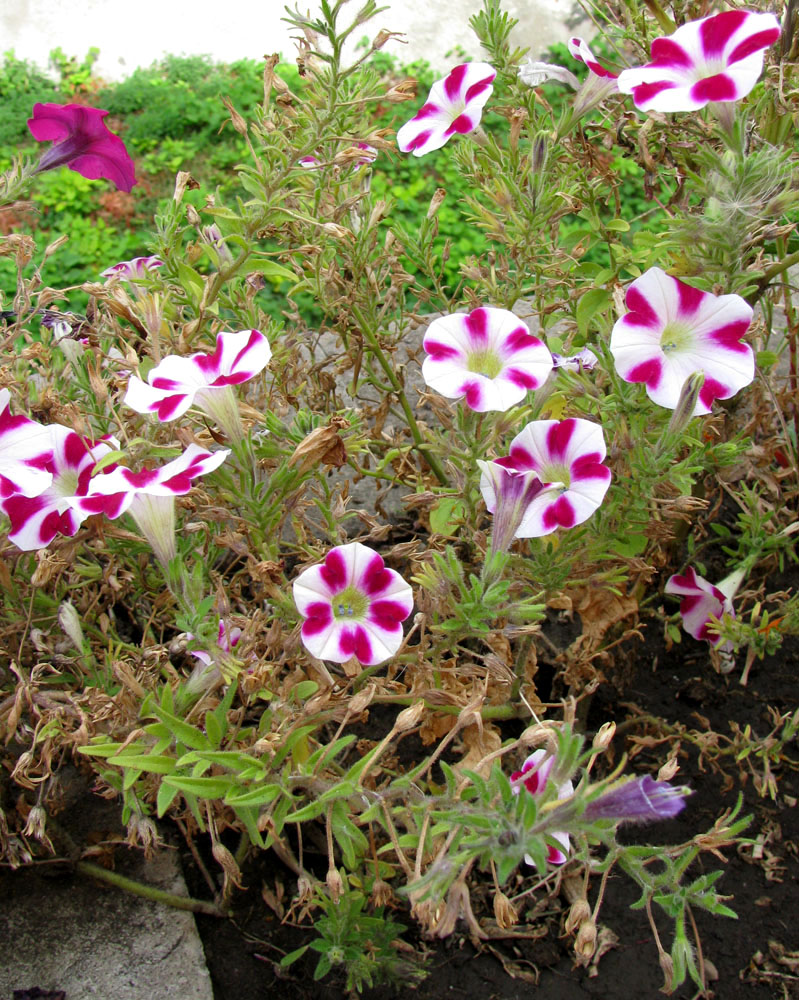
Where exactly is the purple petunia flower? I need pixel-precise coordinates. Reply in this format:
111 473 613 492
609 267 755 415
422 307 553 412
79 444 229 566
293 542 413 666
476 463 549 554
397 63 496 157
2 427 119 550
101 256 164 280
124 329 271 442
583 775 689 823
481 418 611 537
28 103 137 192
511 749 575 865
664 565 743 648
617 10 781 113
552 347 599 373
0 390 55 499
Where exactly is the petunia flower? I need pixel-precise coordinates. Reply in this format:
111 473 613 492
567 37 617 79
397 62 496 157
422 306 553 412
583 775 688 823
616 10 781 113
28 103 137 192
481 418 611 537
511 749 575 865
665 565 744 648
476 462 549 554
185 620 244 696
79 444 229 567
293 542 413 666
1 427 119 550
609 266 755 415
552 347 599 373
101 256 164 280
124 329 271 442
0 389 55 499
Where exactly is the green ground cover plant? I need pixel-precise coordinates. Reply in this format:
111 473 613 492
1 0 798 996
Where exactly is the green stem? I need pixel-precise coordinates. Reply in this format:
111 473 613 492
77 860 228 917
747 249 799 306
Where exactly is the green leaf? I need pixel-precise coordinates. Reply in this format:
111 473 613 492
204 711 223 749
156 781 181 817
224 784 283 807
280 945 309 968
248 257 296 282
291 680 319 702
109 753 177 775
429 497 466 536
148 705 210 750
576 287 610 338
163 775 232 798
605 218 630 232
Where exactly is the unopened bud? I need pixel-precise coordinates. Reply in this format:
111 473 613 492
385 80 417 103
394 701 425 732
518 59 579 90
427 188 446 219
659 950 675 990
23 805 48 842
592 721 616 752
564 896 591 935
58 601 85 652
221 96 248 135
296 874 314 902
349 683 377 716
320 222 352 240
531 132 548 174
574 917 598 962
186 204 202 227
212 841 244 889
667 371 705 434
326 866 344 902
370 877 394 908
173 171 198 204
657 757 680 782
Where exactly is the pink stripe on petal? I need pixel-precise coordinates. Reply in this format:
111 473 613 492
503 327 537 352
699 10 748 57
445 113 477 135
571 455 609 480
407 130 433 151
361 554 392 596
461 380 483 409
710 321 752 353
151 377 184 390
506 446 535 470
546 419 575 459
369 599 411 628
677 281 705 316
424 340 461 360
156 396 187 420
465 75 495 101
632 80 678 105
650 38 693 69
339 625 372 663
230 330 264 371
543 494 577 529
505 368 539 389
627 358 663 388
414 103 441 120
302 604 334 637
321 548 348 591
729 28 781 64
691 74 737 103
625 287 661 327
699 376 730 408
444 64 468 101
464 309 489 342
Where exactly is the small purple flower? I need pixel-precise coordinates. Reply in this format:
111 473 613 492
609 267 755 414
476 463 548 554
511 750 575 865
552 347 599 373
482 418 611 537
422 307 553 412
0 389 54 499
617 10 781 113
28 103 137 192
293 542 413 666
397 63 496 157
665 566 739 648
101 256 164 280
2 427 119 550
584 775 689 823
124 329 271 442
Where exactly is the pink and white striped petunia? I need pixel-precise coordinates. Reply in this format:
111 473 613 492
512 750 575 866
665 565 742 649
124 329 271 442
481 418 611 537
609 267 755 415
79 443 230 566
397 63 496 157
101 256 164 280
0 390 55 499
422 307 553 412
568 37 617 79
617 10 781 113
2 427 119 550
293 542 413 666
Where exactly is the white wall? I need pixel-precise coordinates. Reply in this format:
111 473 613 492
1 0 588 80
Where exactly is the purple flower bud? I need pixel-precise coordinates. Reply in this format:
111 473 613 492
583 776 689 824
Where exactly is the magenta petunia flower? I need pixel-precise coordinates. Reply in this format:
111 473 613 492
79 444 229 567
482 418 611 537
0 389 55 499
101 256 164 280
511 750 575 865
609 267 755 415
293 542 413 666
422 307 553 412
568 37 617 79
28 103 137 192
664 566 741 648
124 329 271 442
397 62 496 157
616 10 781 113
2 427 118 550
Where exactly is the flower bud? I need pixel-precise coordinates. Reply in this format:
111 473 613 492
326 866 345 902
592 721 616 752
385 80 417 103
427 188 446 219
493 889 519 929
395 701 425 732
212 841 244 890
657 758 680 782
574 918 598 961
667 371 705 434
58 600 85 652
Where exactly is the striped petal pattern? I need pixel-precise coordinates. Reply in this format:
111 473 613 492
609 267 754 415
0 390 55 499
293 542 413 666
511 750 575 866
617 10 781 112
422 307 553 412
397 63 496 157
665 567 733 647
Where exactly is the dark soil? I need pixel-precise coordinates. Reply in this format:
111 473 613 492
188 614 799 1000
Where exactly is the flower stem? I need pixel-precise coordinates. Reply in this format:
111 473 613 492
77 860 228 916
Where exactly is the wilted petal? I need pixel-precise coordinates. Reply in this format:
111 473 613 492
101 256 163 280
